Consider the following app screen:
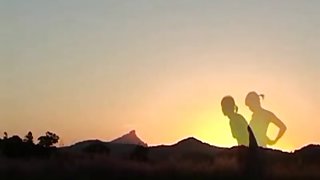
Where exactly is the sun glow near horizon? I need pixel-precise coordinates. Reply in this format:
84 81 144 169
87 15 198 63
126 69 314 152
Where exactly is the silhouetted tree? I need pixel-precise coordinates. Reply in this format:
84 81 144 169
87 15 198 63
24 131 34 144
2 135 25 158
37 131 59 148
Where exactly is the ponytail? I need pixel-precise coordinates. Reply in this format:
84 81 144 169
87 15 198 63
246 91 264 106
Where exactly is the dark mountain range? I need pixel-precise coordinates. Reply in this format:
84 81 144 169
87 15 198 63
148 137 223 161
64 134 221 160
63 131 320 166
2 130 320 179
293 144 320 164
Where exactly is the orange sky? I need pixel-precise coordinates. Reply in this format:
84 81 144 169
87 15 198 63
1 1 319 151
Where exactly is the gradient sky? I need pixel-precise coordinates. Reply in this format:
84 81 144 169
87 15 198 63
1 0 319 151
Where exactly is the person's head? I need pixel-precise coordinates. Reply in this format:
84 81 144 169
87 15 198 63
245 91 264 112
221 96 238 116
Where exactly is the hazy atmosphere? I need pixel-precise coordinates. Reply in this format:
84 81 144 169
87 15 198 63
1 0 319 151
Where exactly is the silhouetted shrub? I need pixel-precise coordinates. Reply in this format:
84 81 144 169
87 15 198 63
2 135 25 158
23 131 34 144
0 131 59 159
38 131 59 148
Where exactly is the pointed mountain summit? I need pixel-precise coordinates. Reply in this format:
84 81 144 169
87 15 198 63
111 130 147 147
172 137 216 152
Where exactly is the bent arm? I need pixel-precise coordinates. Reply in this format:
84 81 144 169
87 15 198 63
270 113 287 143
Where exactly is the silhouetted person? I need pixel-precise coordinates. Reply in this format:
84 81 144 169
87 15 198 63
245 91 287 148
221 96 250 146
221 96 261 179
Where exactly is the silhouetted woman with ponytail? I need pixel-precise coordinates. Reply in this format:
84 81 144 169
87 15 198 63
221 96 260 178
245 91 287 148
221 96 255 146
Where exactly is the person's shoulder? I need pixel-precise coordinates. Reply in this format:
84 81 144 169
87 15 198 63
235 113 248 123
235 113 245 119
262 108 276 117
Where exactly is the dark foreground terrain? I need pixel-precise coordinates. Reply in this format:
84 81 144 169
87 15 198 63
1 137 320 179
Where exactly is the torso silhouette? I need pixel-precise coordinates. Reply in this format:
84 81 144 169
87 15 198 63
249 109 274 147
229 113 249 146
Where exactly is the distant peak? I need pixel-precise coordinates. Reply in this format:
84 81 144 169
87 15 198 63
173 137 206 148
178 137 201 144
111 130 147 147
171 137 213 152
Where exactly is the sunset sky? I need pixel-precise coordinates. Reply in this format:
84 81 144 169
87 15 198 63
1 1 319 151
